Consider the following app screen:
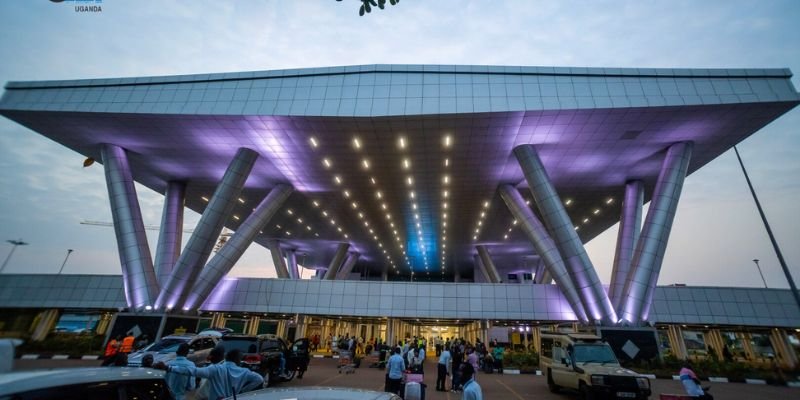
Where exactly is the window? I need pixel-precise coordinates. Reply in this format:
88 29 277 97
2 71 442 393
541 338 554 358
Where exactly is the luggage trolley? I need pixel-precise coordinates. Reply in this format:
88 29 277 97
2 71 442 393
337 350 356 374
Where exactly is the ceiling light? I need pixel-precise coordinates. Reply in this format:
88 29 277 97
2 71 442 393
381 203 387 209
285 231 291 236
398 137 406 149
237 197 245 204
443 190 448 198
309 137 318 147
526 199 531 205
444 135 452 147
334 175 342 184
443 203 448 209
352 202 358 209
330 219 336 225
362 159 370 169
407 176 413 186
337 227 342 232
287 209 294 215
473 235 477 240
410 191 415 199
322 211 328 216
483 201 489 208
606 198 614 204
313 201 319 207
353 137 361 149
443 175 449 184
414 214 419 219
565 199 573 206
370 177 376 185
344 190 350 198
583 218 589 223
323 158 332 168
201 196 209 202
504 234 508 239
593 209 600 215
233 215 240 220
403 158 410 169
480 212 485 218
412 203 417 209
344 234 348 238
297 218 303 223
306 226 312 231
444 158 449 167
376 191 383 199
512 219 518 225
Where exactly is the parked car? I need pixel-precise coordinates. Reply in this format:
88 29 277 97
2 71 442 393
217 334 262 370
219 334 310 387
128 333 219 367
235 387 402 400
0 367 170 400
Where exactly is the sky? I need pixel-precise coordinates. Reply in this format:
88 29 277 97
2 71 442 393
0 0 798 289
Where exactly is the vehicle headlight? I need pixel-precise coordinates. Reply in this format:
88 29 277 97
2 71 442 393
591 375 606 386
636 377 650 389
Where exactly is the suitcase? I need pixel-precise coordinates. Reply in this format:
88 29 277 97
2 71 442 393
402 382 426 400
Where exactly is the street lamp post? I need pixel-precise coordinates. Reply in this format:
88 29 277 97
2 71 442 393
752 259 768 288
58 249 74 274
0 239 29 273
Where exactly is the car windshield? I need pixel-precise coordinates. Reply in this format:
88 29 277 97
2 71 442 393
222 338 259 354
260 339 283 352
148 338 190 352
572 344 618 364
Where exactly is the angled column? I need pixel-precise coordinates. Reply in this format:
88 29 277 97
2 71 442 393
513 145 616 324
475 246 502 283
381 269 388 281
473 254 492 283
268 241 290 279
323 243 350 280
619 142 693 324
155 148 258 310
533 259 548 284
499 184 589 323
101 144 159 309
286 249 299 279
454 267 461 283
154 181 186 289
336 252 360 280
608 180 644 310
183 184 293 310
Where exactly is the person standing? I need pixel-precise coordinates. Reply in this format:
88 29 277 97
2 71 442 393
384 347 405 394
101 335 121 366
466 346 479 381
156 349 264 400
492 343 504 374
164 343 196 400
120 333 135 355
450 343 463 392
436 345 452 391
460 363 483 400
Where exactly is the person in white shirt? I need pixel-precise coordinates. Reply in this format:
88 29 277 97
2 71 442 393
157 349 264 400
436 347 452 391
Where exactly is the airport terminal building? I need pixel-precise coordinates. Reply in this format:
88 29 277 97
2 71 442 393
1 64 799 366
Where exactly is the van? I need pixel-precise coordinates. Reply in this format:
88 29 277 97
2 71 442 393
540 332 651 400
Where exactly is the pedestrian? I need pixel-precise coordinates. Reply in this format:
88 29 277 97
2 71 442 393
722 344 733 362
101 335 121 366
451 343 463 392
195 345 225 400
156 349 264 400
384 347 405 394
460 362 483 400
164 343 196 400
679 362 712 399
120 332 135 354
466 346 479 381
112 352 128 367
492 343 504 374
436 344 452 391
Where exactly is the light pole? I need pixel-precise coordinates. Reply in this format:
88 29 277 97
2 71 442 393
0 239 29 273
752 259 768 288
58 249 74 274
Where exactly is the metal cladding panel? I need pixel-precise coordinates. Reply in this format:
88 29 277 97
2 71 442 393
1 274 799 328
0 65 798 282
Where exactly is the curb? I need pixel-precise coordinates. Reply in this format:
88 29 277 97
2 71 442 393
17 354 101 360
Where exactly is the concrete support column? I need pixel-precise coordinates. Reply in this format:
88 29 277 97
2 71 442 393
499 184 589 323
336 252 361 280
30 309 60 342
667 325 687 360
323 243 350 280
210 312 227 329
740 332 757 361
95 312 114 336
276 320 288 338
476 246 502 283
295 315 309 339
268 241 290 279
156 148 259 310
245 316 260 335
770 328 797 369
101 144 159 309
154 181 186 289
609 180 643 310
183 184 293 310
619 142 693 324
513 145 616 324
286 250 299 279
532 327 541 354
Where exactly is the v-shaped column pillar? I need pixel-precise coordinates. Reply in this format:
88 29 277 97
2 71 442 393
513 145 616 324
183 184 293 310
323 243 350 280
101 144 159 310
608 181 643 310
336 252 360 280
286 249 299 279
619 142 693 325
155 148 258 310
476 246 502 283
473 254 492 283
499 184 588 323
154 181 186 289
268 240 290 279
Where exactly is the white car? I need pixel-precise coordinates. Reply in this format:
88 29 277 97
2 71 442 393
128 333 218 367
0 367 170 400
235 387 402 400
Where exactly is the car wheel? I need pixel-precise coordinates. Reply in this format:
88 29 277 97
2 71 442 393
579 381 595 400
547 369 559 393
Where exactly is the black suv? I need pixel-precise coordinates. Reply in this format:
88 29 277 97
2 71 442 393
218 334 310 387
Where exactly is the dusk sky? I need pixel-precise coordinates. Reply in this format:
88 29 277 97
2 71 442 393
0 1 798 288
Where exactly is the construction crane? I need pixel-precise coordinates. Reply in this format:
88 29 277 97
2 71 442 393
79 220 232 253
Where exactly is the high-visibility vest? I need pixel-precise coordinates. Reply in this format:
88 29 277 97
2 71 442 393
120 336 135 353
104 339 119 357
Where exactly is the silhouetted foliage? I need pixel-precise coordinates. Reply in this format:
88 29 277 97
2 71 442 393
336 0 400 17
